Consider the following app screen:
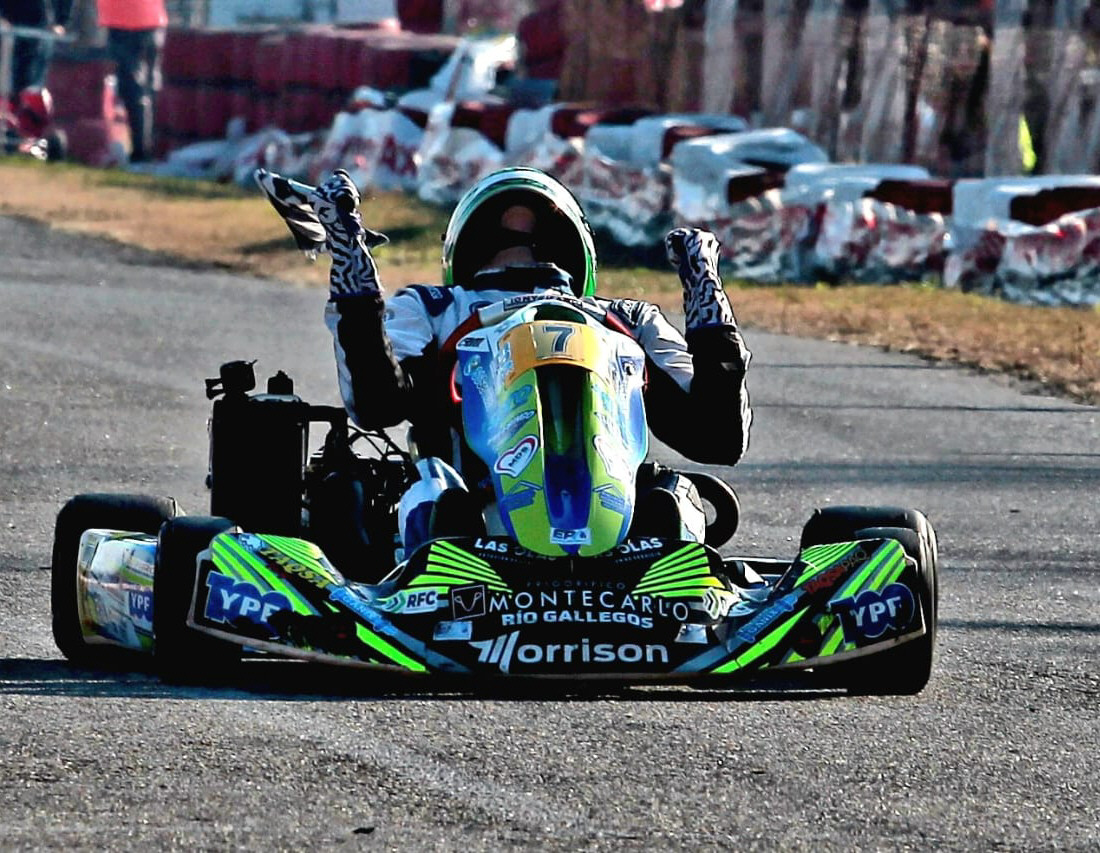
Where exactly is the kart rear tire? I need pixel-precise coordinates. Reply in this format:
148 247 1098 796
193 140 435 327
682 471 740 548
51 493 183 666
154 516 242 682
800 507 939 695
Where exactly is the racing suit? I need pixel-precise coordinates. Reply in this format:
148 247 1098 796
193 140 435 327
256 168 752 546
326 263 753 470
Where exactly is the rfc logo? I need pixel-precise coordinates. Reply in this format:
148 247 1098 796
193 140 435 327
451 584 487 620
831 583 916 643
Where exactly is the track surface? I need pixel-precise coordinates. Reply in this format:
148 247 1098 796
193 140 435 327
1 217 1097 850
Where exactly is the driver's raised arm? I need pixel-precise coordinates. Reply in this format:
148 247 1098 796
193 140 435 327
606 228 752 467
253 167 428 430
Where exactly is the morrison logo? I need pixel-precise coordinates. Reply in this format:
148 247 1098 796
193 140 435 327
470 632 669 673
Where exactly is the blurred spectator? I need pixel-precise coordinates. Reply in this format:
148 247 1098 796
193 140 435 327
0 0 71 92
95 0 166 162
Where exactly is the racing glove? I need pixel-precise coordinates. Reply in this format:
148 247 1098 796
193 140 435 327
664 227 738 331
254 168 388 297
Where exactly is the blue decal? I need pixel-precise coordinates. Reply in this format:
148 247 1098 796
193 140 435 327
594 483 627 514
831 583 916 643
500 485 538 514
407 284 455 317
330 586 388 631
735 591 802 644
204 571 291 634
509 385 534 408
127 589 153 621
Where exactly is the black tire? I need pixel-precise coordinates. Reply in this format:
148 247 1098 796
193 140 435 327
51 493 183 665
154 516 243 682
800 506 939 695
683 471 740 548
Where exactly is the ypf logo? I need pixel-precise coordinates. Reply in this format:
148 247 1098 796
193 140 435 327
204 571 291 635
832 583 916 643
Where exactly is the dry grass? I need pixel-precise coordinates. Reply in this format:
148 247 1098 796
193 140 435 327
2 158 1098 404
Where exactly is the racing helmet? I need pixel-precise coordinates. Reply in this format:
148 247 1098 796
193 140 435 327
441 167 598 297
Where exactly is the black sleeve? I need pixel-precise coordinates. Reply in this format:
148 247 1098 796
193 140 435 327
325 292 455 446
643 325 753 467
326 291 413 429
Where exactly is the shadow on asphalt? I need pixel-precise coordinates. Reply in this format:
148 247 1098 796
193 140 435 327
0 658 849 703
940 619 1100 634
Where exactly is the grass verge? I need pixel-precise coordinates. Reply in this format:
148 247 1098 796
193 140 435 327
2 157 1097 404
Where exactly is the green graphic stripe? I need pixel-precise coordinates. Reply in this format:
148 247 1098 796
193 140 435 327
217 537 315 615
794 542 862 586
867 549 905 592
634 578 726 597
423 556 506 585
354 625 427 672
119 567 153 586
835 540 900 600
821 624 846 656
258 535 342 584
881 558 907 587
219 537 290 594
713 607 809 674
642 545 703 574
260 535 328 566
211 539 258 584
409 572 510 592
633 564 714 589
420 559 506 584
637 557 711 586
645 546 707 573
432 540 491 570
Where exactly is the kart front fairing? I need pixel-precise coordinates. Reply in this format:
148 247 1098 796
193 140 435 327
456 297 648 557
182 530 928 679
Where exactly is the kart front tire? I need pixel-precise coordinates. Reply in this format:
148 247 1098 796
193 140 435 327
154 516 242 682
800 506 939 695
51 493 183 665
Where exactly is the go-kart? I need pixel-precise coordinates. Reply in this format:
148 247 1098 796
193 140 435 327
51 293 938 693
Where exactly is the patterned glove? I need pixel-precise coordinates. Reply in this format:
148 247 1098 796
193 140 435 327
664 227 737 331
308 170 389 297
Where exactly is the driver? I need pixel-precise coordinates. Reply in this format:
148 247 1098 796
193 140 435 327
256 167 752 554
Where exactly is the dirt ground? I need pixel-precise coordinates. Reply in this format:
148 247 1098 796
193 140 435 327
2 159 1097 405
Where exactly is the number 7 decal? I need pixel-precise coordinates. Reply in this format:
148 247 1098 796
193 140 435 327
543 323 575 354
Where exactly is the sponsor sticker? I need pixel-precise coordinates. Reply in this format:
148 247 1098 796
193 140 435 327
433 620 473 641
734 591 802 644
451 584 487 620
494 435 538 478
831 583 916 643
471 632 670 673
127 589 153 630
550 527 592 545
204 572 291 633
379 588 442 615
457 335 486 350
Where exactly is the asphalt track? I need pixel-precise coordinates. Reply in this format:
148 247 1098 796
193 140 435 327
1 216 1097 851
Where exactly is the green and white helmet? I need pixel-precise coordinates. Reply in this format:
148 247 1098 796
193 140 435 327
441 167 598 297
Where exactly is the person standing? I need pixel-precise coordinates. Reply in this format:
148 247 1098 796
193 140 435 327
0 0 71 93
95 0 166 162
